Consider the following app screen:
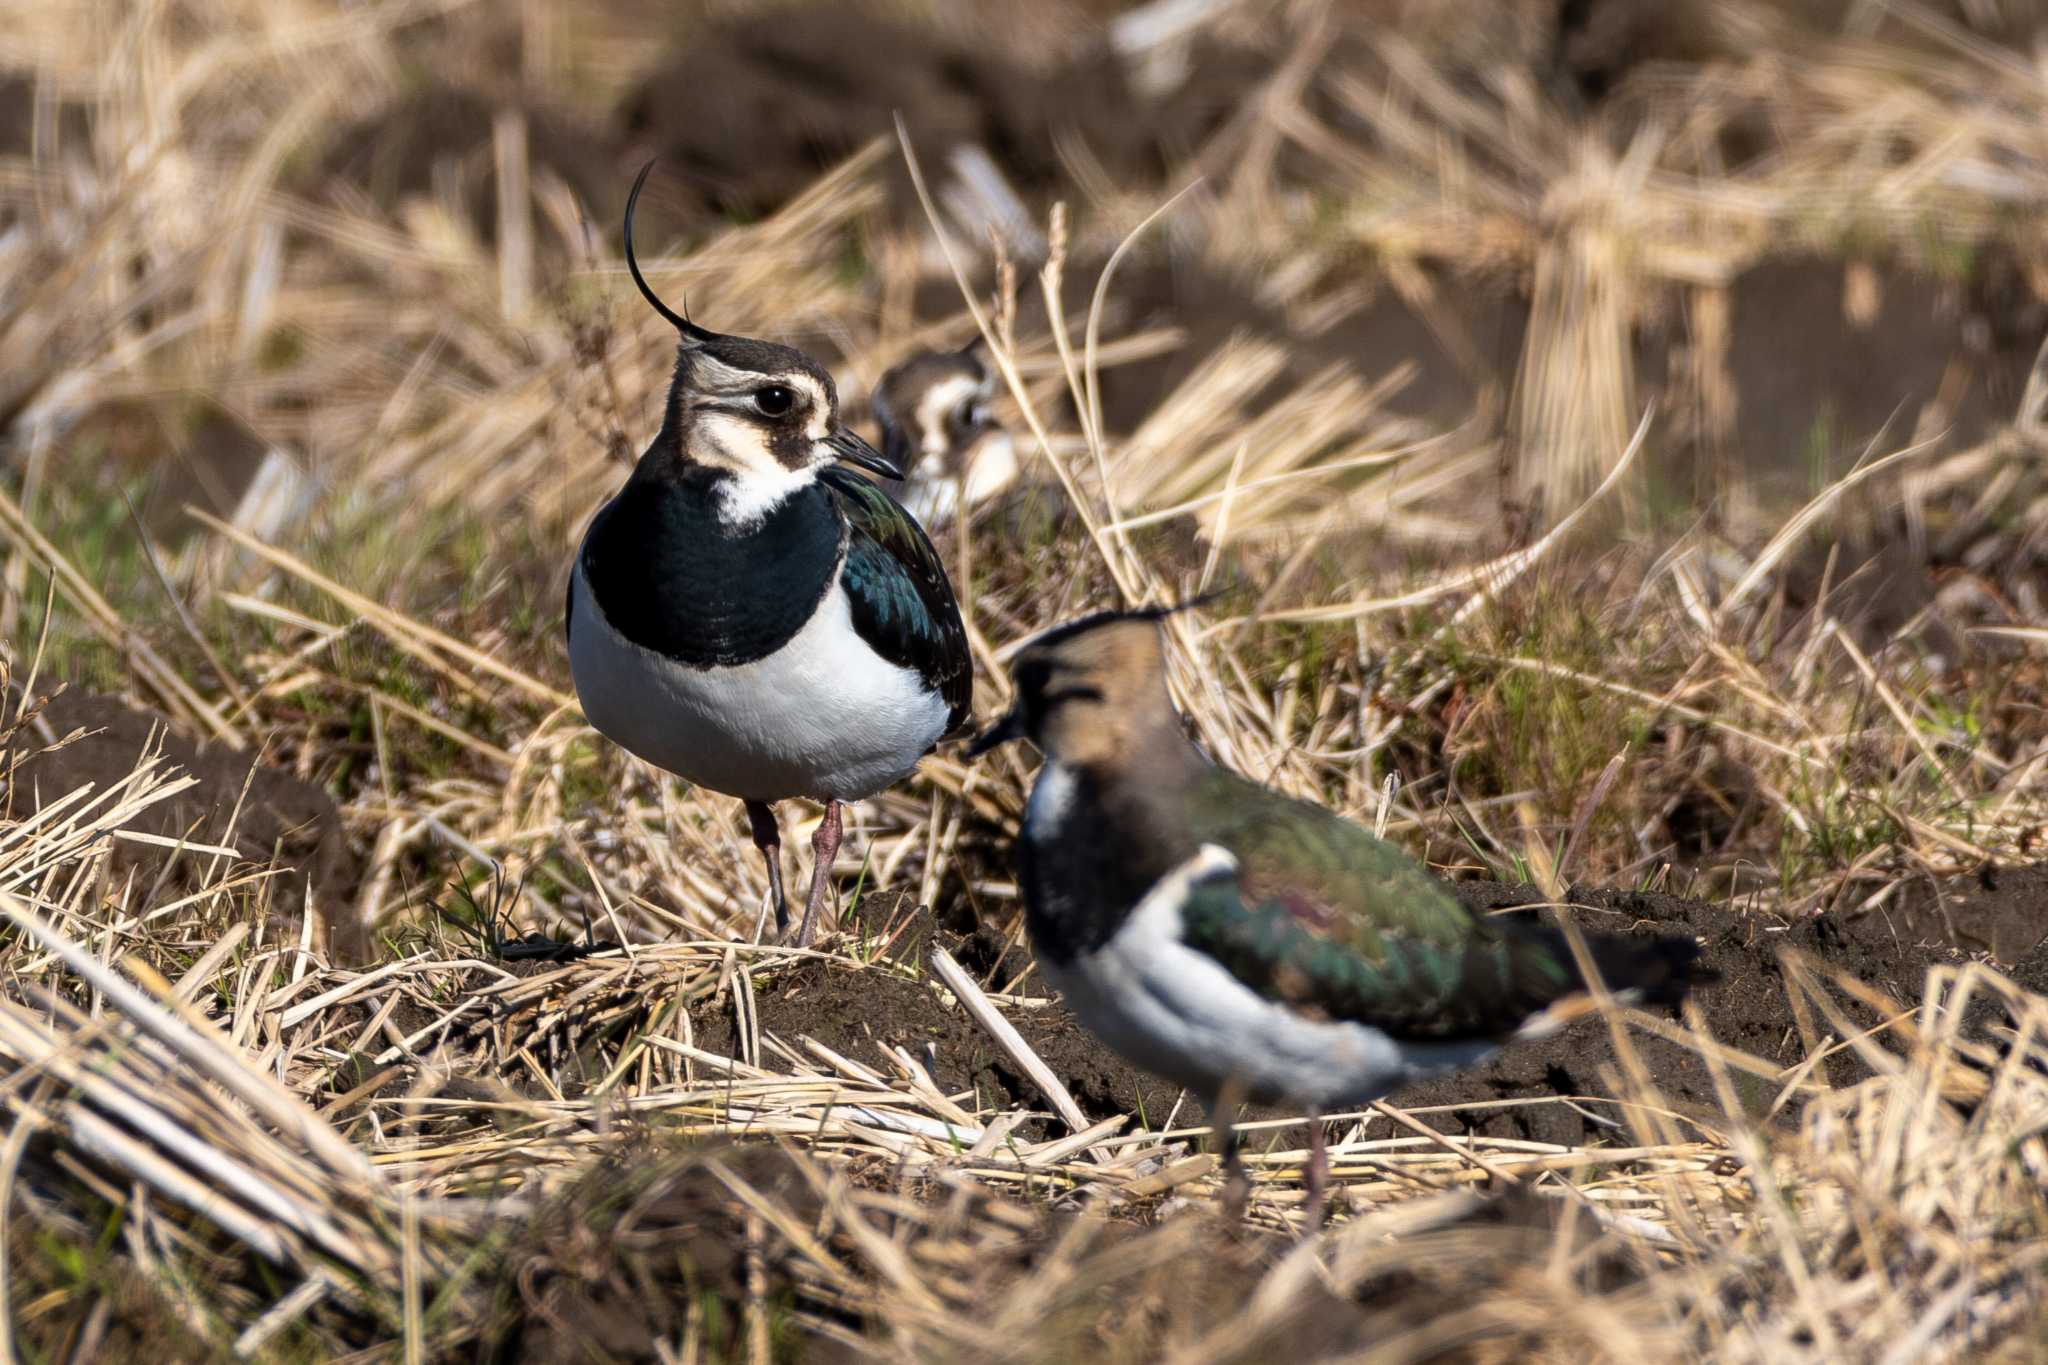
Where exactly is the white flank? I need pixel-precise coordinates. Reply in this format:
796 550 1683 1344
568 559 948 802
900 432 1017 530
900 476 960 529
960 430 1019 506
1038 843 1502 1110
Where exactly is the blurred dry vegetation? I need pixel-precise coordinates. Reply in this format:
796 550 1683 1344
6 0 2048 1358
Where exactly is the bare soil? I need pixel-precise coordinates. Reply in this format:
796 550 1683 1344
3 688 358 950
308 86 620 248
688 870 2042 1155
616 4 1227 230
1403 880 1983 1146
694 893 1191 1137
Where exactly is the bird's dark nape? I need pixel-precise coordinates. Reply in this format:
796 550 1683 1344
1018 593 1223 653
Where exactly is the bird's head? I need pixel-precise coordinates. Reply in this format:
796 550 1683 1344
625 163 899 525
871 341 1016 528
967 608 1181 769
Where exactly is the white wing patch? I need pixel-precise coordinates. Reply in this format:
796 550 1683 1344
959 430 1018 506
1023 760 1079 836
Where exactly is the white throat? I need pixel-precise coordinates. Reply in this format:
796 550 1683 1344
690 409 818 529
714 463 814 528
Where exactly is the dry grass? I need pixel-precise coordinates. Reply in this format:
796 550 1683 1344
4 0 2048 1358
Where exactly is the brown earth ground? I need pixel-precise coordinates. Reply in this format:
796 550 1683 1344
5 688 355 938
12 690 2039 1159
695 872 2042 1157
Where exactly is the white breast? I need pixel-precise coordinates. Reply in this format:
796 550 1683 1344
568 558 950 803
899 432 1020 531
1037 846 1501 1111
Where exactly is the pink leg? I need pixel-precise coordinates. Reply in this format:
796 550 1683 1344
794 799 843 948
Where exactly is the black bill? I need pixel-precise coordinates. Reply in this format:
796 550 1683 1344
964 706 1026 759
826 426 903 481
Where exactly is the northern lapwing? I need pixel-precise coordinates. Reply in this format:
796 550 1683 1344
567 163 972 947
869 341 1019 530
969 608 1713 1223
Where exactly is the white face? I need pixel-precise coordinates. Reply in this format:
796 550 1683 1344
901 368 1015 527
683 354 836 526
913 372 987 469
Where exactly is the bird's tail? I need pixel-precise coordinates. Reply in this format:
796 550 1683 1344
1511 927 1718 1040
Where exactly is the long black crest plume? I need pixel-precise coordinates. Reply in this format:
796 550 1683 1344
624 160 723 346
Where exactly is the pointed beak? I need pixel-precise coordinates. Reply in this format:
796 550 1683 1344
964 705 1026 760
826 426 903 481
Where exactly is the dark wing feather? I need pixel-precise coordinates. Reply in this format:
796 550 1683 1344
1178 864 1583 1040
1179 771 1707 1038
818 465 972 734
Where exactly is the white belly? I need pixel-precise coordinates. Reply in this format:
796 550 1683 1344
1037 847 1501 1110
568 560 950 803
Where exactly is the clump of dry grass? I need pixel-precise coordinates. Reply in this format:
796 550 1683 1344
4 0 2048 1358
0 751 2044 1360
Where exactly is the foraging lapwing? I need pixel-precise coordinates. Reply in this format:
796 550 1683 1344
869 341 1019 530
567 163 972 947
969 608 1713 1222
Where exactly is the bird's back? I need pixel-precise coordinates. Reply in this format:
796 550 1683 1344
1176 766 1708 1041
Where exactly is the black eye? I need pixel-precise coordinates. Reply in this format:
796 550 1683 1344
754 385 795 417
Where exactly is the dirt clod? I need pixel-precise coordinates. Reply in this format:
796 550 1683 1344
4 688 359 952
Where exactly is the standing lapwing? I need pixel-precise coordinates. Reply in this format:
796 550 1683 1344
869 341 1020 531
567 164 972 947
969 608 1713 1223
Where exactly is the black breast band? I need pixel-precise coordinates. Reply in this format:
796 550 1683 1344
580 471 843 667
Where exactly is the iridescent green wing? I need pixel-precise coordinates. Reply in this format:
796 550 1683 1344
818 466 972 734
1177 771 1580 1039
